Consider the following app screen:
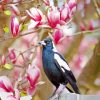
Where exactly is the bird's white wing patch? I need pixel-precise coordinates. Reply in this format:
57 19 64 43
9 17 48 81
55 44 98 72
54 53 70 71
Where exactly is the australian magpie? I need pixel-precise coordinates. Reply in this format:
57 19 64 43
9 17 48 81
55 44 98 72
38 37 80 96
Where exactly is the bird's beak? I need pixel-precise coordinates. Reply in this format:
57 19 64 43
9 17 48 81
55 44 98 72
38 41 46 46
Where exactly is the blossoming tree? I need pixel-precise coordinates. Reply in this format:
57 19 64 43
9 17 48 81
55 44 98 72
0 0 100 99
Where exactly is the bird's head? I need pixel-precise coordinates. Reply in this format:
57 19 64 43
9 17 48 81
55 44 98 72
38 37 53 49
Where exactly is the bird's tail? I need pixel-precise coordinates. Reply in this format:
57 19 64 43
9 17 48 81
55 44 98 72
65 86 74 93
69 82 80 94
67 76 81 94
72 83 80 94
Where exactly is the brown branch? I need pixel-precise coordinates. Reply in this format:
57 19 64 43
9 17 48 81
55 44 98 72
93 0 100 19
0 28 40 43
0 0 35 5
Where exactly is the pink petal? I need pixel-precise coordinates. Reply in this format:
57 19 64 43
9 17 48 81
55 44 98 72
47 10 60 28
26 10 35 20
88 20 94 30
60 7 69 22
8 49 16 64
0 76 14 93
26 8 43 21
7 95 16 100
10 16 20 37
28 20 40 29
27 65 40 87
13 17 20 36
14 89 20 100
53 29 63 44
1 55 6 65
68 0 77 11
10 16 14 36
27 85 36 95
80 23 86 31
10 5 20 15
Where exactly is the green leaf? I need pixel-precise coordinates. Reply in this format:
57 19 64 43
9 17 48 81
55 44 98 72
3 26 9 33
21 24 27 31
4 10 11 16
4 63 13 70
20 91 27 97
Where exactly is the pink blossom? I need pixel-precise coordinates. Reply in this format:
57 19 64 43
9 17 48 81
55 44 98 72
68 0 77 12
26 65 40 95
1 55 6 65
26 8 43 22
0 76 14 93
10 16 20 37
53 29 63 44
80 23 86 31
88 20 94 30
60 7 69 23
8 49 16 64
7 89 20 100
28 20 40 29
10 5 20 15
47 9 60 28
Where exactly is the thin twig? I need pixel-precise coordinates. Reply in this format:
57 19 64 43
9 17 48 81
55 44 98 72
59 28 100 43
0 28 40 43
93 0 100 19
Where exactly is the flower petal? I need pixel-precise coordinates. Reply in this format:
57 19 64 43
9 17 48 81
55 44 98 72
53 29 63 44
0 76 14 93
47 9 60 28
26 65 40 87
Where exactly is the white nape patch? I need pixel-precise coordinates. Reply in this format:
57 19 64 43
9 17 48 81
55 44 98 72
54 53 70 71
52 42 58 52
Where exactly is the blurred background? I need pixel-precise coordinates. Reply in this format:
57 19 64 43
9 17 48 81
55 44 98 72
0 0 100 100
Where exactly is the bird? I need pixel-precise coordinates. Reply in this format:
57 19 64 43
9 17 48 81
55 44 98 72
38 37 80 96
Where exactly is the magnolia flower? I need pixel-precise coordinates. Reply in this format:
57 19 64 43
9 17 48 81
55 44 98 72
65 0 76 18
26 65 40 95
68 0 77 12
0 76 14 93
26 8 43 22
60 7 69 24
80 23 86 31
10 16 20 37
0 90 32 100
0 76 32 100
10 5 20 15
53 29 63 44
8 49 16 64
47 9 60 28
7 89 20 100
88 20 94 30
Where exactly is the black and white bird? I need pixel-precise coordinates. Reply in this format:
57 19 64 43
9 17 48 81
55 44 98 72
38 37 80 96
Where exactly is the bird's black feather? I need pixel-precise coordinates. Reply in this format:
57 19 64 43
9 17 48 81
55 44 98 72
54 52 76 82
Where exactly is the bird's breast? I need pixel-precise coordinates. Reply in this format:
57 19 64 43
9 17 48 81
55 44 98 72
42 50 63 82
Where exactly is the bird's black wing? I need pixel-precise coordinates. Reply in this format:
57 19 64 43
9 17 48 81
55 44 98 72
54 52 76 82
